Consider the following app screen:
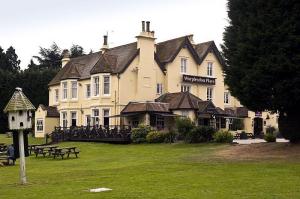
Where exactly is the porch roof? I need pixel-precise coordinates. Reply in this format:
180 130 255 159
121 101 170 114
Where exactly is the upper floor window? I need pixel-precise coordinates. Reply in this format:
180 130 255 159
156 83 163 95
71 81 77 99
103 75 110 95
181 84 190 92
181 58 187 74
93 76 99 96
224 91 230 104
86 84 91 98
62 82 68 100
207 62 213 77
36 119 43 132
207 87 213 101
54 89 59 103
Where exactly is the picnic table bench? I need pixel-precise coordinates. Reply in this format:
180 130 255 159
28 144 44 155
34 145 58 157
0 152 10 165
234 132 254 139
52 147 80 159
0 144 7 152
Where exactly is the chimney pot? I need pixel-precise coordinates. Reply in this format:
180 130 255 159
142 21 145 32
103 35 108 46
146 21 150 32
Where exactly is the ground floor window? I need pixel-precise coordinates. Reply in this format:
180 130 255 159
61 112 68 127
181 84 191 92
85 115 91 126
92 109 100 126
132 117 139 128
150 115 165 130
216 118 226 129
36 119 43 131
103 109 110 126
71 111 77 127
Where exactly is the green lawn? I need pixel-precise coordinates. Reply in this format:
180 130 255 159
0 134 300 199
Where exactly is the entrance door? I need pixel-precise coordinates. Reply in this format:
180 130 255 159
103 109 110 127
253 117 263 136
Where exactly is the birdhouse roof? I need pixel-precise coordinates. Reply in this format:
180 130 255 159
3 88 36 113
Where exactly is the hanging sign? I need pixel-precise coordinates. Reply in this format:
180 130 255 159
182 74 216 85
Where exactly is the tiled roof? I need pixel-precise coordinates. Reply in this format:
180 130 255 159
49 35 224 86
4 88 35 113
39 104 59 117
155 92 202 110
121 102 170 114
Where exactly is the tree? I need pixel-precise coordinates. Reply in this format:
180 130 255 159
0 46 21 72
70 44 84 58
33 42 62 69
222 0 300 142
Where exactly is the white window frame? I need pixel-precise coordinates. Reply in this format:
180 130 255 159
70 111 77 127
207 87 213 101
103 75 111 96
61 81 68 100
92 109 100 126
85 115 91 126
71 81 78 99
36 119 44 132
92 76 100 97
181 84 191 92
180 58 187 74
86 84 91 99
61 111 68 127
224 91 230 104
156 83 163 95
207 62 213 77
103 108 110 126
54 89 59 103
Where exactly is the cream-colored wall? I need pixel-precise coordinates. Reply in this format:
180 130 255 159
244 111 278 133
165 49 225 109
35 106 59 138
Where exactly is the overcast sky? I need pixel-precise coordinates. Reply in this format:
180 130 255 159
0 0 228 69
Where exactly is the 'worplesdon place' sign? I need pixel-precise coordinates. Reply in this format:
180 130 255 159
182 75 216 85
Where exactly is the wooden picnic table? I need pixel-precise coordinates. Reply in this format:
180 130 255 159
34 145 58 157
0 145 7 152
52 147 80 159
28 144 44 155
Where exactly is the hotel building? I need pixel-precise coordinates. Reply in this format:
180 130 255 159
35 21 278 138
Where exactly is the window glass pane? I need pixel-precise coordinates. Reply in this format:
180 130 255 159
103 76 110 95
71 81 77 98
86 84 91 98
93 77 99 96
62 82 68 99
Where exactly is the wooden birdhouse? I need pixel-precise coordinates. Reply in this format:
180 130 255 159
3 87 36 130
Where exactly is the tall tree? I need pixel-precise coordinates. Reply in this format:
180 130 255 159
70 44 84 58
33 42 62 69
0 46 21 72
222 0 300 142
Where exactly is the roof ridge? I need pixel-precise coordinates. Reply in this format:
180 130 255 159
157 35 193 45
195 40 214 46
107 42 137 51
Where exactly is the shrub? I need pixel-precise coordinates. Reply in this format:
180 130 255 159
146 131 165 143
163 130 177 143
131 125 151 143
214 130 234 143
175 117 194 138
186 126 216 143
264 133 276 142
266 126 276 135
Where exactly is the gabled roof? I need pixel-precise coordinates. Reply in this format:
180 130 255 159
195 41 225 67
4 88 35 113
225 107 249 118
155 92 202 110
156 35 200 65
39 104 59 118
121 102 170 114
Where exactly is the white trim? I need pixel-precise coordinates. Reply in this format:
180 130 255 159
70 80 78 100
85 83 91 99
35 118 44 133
61 81 68 101
60 111 68 127
70 110 78 126
54 88 59 104
206 87 214 101
102 74 111 97
224 91 230 104
102 108 111 126
180 58 187 74
91 75 100 98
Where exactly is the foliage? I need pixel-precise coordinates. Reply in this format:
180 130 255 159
175 117 194 138
240 131 248 140
186 126 216 143
131 125 151 143
163 129 177 143
146 131 166 143
33 42 62 70
70 44 85 58
264 133 276 143
222 0 300 141
214 130 234 143
0 46 20 72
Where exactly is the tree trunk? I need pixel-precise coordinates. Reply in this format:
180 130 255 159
279 111 300 143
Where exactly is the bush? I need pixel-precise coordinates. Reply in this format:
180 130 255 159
146 131 165 143
266 126 276 135
240 131 248 139
131 125 151 143
175 117 194 138
186 126 216 143
163 130 177 143
264 133 276 142
214 130 234 143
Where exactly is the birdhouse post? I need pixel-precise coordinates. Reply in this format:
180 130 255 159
3 87 35 185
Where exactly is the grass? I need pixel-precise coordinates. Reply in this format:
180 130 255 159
0 134 300 199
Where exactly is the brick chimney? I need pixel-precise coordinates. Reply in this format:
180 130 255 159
101 35 109 52
61 49 70 67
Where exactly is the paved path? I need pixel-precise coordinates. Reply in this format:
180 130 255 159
233 138 289 145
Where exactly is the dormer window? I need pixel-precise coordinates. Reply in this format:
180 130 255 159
181 58 187 74
207 62 213 77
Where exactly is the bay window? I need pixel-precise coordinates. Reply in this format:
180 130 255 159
62 82 68 100
93 76 99 96
71 81 77 99
103 75 110 95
